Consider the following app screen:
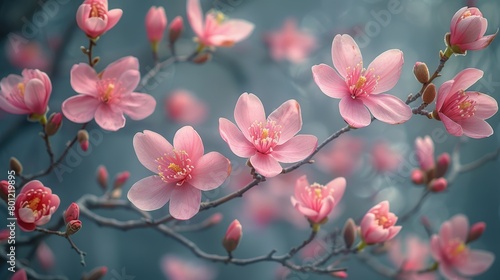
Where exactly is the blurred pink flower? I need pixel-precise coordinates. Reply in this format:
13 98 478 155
161 255 216 280
412 136 451 188
388 236 436 280
431 215 494 280
14 180 60 232
187 0 254 48
36 242 55 270
219 93 317 177
0 69 51 116
145 6 167 43
165 89 208 125
243 188 281 226
6 37 50 71
312 34 411 128
360 201 401 245
62 56 156 131
435 68 498 138
371 141 401 173
290 175 346 225
316 135 363 177
127 126 231 220
264 18 317 63
76 0 122 39
11 269 27 280
448 7 497 54
415 136 435 171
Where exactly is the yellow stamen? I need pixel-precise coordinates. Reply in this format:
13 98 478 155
460 101 471 109
215 11 225 24
28 197 40 210
261 128 269 139
102 84 114 102
17 83 25 97
168 163 182 173
314 188 322 198
91 4 99 17
461 11 472 19
355 76 367 89
378 215 388 226
452 242 466 256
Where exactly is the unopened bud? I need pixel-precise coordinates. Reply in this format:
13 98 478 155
11 269 27 280
331 271 348 279
96 165 108 190
413 62 430 84
45 112 63 136
65 220 82 235
435 153 450 178
169 16 184 44
342 218 357 249
222 219 242 253
411 169 425 185
0 229 9 242
0 181 9 203
92 56 100 66
207 213 223 226
83 266 108 280
64 203 80 223
420 215 432 230
10 157 23 175
422 83 437 104
467 222 486 243
113 171 130 190
192 53 212 64
429 178 447 192
77 130 89 151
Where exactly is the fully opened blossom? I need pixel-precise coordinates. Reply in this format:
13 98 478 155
290 175 346 225
0 69 51 117
430 215 494 279
62 56 156 131
448 7 497 54
389 236 436 280
14 180 60 232
312 34 411 128
127 126 231 220
219 93 318 178
434 68 498 138
187 0 254 48
359 201 401 245
76 0 123 39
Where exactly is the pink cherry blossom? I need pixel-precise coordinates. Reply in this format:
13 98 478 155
6 37 50 71
0 69 51 116
388 236 436 280
430 215 494 280
371 141 401 173
161 255 216 280
290 175 346 224
316 135 363 177
312 34 411 128
14 180 60 232
11 269 27 280
264 18 317 63
76 0 123 39
62 56 156 131
448 7 497 54
187 0 254 48
145 6 167 43
127 126 231 220
219 93 317 177
165 89 208 125
435 68 498 138
360 201 401 245
36 242 55 270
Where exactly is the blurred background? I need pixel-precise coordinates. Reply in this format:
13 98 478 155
0 0 499 279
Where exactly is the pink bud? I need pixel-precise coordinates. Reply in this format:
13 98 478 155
96 165 108 190
83 266 108 280
436 153 451 178
222 219 242 253
36 242 55 270
411 169 425 185
76 1 123 39
169 16 184 43
11 269 27 280
331 271 348 279
448 7 497 54
429 178 447 193
10 157 23 175
113 171 130 189
467 222 486 243
208 213 223 226
145 6 167 43
0 180 9 203
66 220 82 236
45 112 63 136
342 218 357 249
64 203 80 223
77 129 89 152
0 229 9 242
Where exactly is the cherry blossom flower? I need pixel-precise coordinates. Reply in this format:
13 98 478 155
430 215 494 280
371 141 401 173
0 69 51 117
219 93 317 177
264 18 317 63
388 236 436 280
14 180 60 232
312 34 411 128
316 135 363 177
127 126 231 220
434 68 498 138
290 175 346 225
448 7 497 54
187 0 254 48
161 255 216 280
360 201 401 245
76 0 123 39
412 136 451 187
165 89 208 125
6 37 50 71
11 269 27 280
62 56 156 131
145 6 167 44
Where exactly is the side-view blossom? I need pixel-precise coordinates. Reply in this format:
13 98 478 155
62 56 156 131
219 93 318 177
222 219 243 253
389 236 436 280
359 201 401 245
165 89 208 125
76 0 123 39
187 0 254 48
430 215 494 279
412 136 450 187
127 126 231 220
433 68 498 138
14 180 60 232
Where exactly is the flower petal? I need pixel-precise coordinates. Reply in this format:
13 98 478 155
62 95 100 123
70 63 98 96
332 34 362 79
271 135 317 163
456 249 495 276
133 130 173 173
439 112 463 136
120 92 156 120
187 0 204 36
94 104 125 131
449 68 483 95
339 97 371 128
106 9 123 31
458 33 497 51
312 64 350 99
367 49 404 94
102 56 139 81
460 117 493 139
250 153 282 178
436 80 454 111
117 69 140 93
326 177 346 205
24 79 48 115
234 93 266 141
84 17 108 37
449 214 469 241
189 152 230 191
214 19 254 44
219 118 256 157
268 99 302 144
173 126 204 162
169 184 201 220
127 176 172 211
466 91 498 119
361 94 412 125
317 196 334 222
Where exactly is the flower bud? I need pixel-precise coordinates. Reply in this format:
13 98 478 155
222 219 242 253
422 83 437 104
342 218 357 249
113 171 130 190
45 112 63 136
169 16 184 44
11 269 27 280
0 229 9 242
413 62 430 84
96 165 108 190
207 213 223 226
466 222 486 243
77 129 89 152
83 266 108 280
435 152 451 178
146 6 167 44
0 180 10 203
429 178 447 192
331 271 348 279
66 219 82 236
10 157 23 175
64 203 80 223
411 169 425 185
192 53 212 64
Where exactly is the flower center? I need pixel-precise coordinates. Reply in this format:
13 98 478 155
89 1 106 19
17 83 25 97
97 80 119 103
441 90 476 120
461 10 472 19
249 120 282 154
215 11 226 24
156 150 194 186
28 197 40 211
345 63 379 99
445 239 468 262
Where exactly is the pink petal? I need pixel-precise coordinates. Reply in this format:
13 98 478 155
62 95 100 123
133 130 173 173
456 250 495 276
294 175 309 195
169 184 201 220
173 126 204 162
189 152 230 191
449 68 483 95
70 63 98 96
76 5 91 32
339 97 371 128
438 221 453 244
439 113 463 136
460 117 493 138
436 80 454 111
386 226 402 240
439 263 467 280
11 269 27 280
24 79 47 115
84 17 108 37
326 177 346 204
365 227 389 244
293 201 319 217
0 95 28 114
271 135 317 163
360 213 376 236
187 0 204 37
19 208 35 223
120 92 156 120
102 56 139 81
430 235 442 262
117 69 140 93
317 196 335 222
332 34 362 79
450 7 468 33
458 33 497 51
94 104 125 131
367 49 404 94
268 99 302 144
106 9 123 31
362 94 411 125
250 153 283 178
454 17 484 44
466 91 498 119
234 93 266 141
311 64 350 99
219 118 256 157
212 19 254 45
449 214 469 241
127 176 172 211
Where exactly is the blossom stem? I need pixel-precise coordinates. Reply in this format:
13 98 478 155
287 230 317 258
41 125 55 165
356 240 367 252
87 39 96 67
